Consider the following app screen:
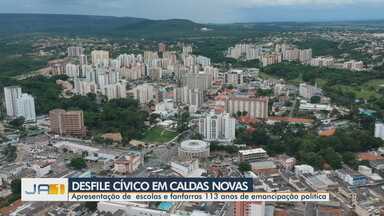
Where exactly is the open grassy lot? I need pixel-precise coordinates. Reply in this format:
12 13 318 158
141 127 178 144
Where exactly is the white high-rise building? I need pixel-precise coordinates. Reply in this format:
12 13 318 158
79 54 88 66
282 48 300 61
310 57 335 67
375 122 384 140
226 44 263 60
91 50 109 66
65 63 80 78
143 51 159 66
343 60 364 71
102 82 127 100
74 79 97 96
299 83 322 99
299 49 312 64
173 87 204 109
196 55 211 67
120 63 145 80
198 111 236 142
16 93 36 122
4 86 22 118
183 73 211 91
183 45 193 55
132 84 157 104
67 46 84 57
261 53 282 66
224 71 244 85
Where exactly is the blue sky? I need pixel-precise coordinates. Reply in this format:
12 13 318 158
1 0 384 23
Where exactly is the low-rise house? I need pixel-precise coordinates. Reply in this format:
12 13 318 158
113 153 143 175
336 166 368 186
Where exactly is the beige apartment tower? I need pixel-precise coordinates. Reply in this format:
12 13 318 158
49 109 86 137
225 96 269 119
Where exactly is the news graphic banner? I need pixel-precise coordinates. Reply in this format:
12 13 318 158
22 178 329 202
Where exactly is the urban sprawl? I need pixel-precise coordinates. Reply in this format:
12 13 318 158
1 32 384 216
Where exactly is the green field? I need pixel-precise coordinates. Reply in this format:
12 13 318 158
331 79 384 100
141 127 178 144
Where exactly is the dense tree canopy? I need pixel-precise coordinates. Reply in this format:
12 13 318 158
236 122 383 169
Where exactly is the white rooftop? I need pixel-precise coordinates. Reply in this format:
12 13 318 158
239 148 267 155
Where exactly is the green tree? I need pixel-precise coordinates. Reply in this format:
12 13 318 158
2 144 17 162
9 116 25 128
322 148 342 169
238 162 252 172
310 96 321 104
177 111 190 132
11 179 21 195
70 157 87 170
342 152 358 168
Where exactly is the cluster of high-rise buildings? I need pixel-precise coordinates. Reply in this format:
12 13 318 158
227 42 366 71
226 44 263 60
4 86 36 122
62 44 222 105
226 43 313 66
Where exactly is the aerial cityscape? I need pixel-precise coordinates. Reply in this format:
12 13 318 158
1 1 384 216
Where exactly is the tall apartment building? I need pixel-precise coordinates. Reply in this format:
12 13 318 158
196 55 211 67
120 63 145 80
183 73 211 91
282 48 300 61
174 86 204 108
148 67 162 81
158 42 167 53
226 44 262 60
224 72 244 85
91 50 109 66
101 82 127 100
182 45 193 55
79 54 88 66
225 96 269 119
65 63 80 78
49 109 86 137
299 83 322 99
198 111 236 142
67 46 84 57
261 53 282 66
74 79 97 96
16 94 36 122
183 55 196 68
299 49 312 64
343 60 364 71
375 122 384 140
310 57 335 67
143 51 159 66
4 86 22 118
132 84 157 104
233 201 265 216
174 86 189 104
203 66 219 81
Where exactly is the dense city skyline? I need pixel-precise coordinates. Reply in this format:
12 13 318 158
1 0 384 23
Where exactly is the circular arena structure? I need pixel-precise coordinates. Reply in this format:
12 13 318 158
178 140 210 160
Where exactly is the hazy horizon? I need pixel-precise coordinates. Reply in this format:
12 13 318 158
1 0 384 23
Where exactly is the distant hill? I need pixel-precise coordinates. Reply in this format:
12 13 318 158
0 14 204 38
1 14 383 39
